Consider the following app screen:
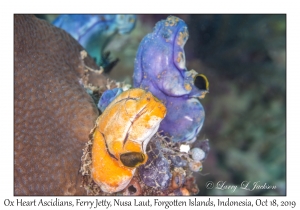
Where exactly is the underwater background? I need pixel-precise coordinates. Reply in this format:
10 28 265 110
37 14 286 196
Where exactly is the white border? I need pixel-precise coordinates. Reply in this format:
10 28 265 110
2 1 298 209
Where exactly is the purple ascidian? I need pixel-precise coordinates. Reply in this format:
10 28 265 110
97 88 123 113
133 16 209 143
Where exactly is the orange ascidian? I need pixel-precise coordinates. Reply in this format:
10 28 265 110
91 88 167 193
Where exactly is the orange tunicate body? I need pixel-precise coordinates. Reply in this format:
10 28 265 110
92 88 167 193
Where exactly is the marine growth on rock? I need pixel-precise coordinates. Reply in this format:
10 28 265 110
15 14 210 196
81 16 211 195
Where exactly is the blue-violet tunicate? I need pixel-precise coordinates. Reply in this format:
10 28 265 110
133 16 209 143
